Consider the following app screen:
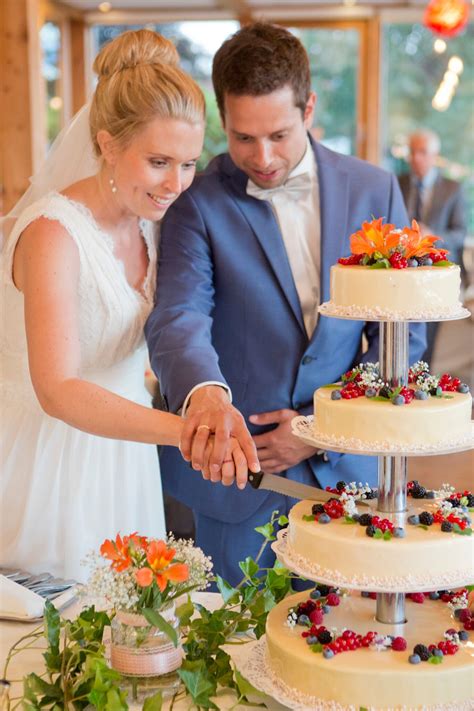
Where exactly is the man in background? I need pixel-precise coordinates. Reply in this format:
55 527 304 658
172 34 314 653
399 130 467 364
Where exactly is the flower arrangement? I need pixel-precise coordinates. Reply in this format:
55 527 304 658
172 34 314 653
85 533 213 638
338 217 452 269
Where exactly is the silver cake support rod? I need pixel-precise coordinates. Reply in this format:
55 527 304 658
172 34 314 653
376 321 409 625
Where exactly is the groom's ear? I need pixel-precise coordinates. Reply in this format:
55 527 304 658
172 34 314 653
96 130 118 165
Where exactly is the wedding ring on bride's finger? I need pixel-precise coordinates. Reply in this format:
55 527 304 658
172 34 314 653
196 424 212 433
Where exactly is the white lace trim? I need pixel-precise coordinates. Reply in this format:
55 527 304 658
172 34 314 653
318 301 470 322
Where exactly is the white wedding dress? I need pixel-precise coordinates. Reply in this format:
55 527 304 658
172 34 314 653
0 192 166 583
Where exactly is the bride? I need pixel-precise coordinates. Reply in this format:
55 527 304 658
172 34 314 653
0 29 257 583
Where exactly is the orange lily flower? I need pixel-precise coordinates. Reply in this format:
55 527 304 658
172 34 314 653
401 220 449 260
350 218 396 257
100 533 132 572
135 539 189 591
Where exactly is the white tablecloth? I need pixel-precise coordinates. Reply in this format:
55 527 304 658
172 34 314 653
0 592 287 710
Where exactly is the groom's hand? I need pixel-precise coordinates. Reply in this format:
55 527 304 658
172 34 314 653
249 408 317 474
181 385 260 477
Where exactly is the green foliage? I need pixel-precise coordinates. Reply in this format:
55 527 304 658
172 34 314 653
179 510 293 709
7 512 292 710
19 602 123 710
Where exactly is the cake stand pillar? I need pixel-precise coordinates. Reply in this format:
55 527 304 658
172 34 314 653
376 321 409 624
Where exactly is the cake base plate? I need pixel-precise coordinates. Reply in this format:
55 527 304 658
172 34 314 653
271 529 473 592
291 416 474 456
232 636 473 711
318 301 471 322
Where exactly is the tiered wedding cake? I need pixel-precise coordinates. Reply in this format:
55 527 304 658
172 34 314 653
263 219 474 710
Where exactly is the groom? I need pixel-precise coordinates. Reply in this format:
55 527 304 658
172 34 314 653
146 23 426 584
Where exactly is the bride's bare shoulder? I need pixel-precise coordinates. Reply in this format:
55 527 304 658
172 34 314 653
60 176 97 203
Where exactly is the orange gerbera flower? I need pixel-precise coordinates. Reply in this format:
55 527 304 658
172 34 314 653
100 533 133 572
401 220 449 260
350 218 396 257
135 539 189 591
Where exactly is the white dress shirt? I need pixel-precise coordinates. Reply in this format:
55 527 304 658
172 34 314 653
182 139 320 415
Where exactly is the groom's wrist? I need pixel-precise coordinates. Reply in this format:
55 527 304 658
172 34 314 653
181 381 232 416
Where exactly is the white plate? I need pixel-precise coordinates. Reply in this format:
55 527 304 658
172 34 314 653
318 301 471 323
291 416 474 457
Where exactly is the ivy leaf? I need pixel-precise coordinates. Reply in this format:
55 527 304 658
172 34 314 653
320 383 341 389
142 691 163 710
178 660 218 709
239 557 260 581
428 655 443 664
104 687 129 710
254 522 275 541
310 643 323 653
277 515 289 526
44 600 61 654
374 529 383 539
302 514 315 521
234 669 265 700
372 395 391 402
383 531 392 541
216 575 239 605
432 260 454 267
343 516 357 524
176 599 195 626
141 608 178 647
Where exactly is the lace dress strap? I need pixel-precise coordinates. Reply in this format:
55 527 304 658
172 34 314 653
2 192 105 288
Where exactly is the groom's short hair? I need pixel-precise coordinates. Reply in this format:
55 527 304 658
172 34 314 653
212 22 311 121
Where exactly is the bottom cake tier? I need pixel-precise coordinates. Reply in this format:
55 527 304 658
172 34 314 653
265 590 473 710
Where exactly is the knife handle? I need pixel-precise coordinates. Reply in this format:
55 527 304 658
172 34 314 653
248 470 263 489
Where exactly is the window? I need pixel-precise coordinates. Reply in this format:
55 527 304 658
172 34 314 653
381 22 473 230
91 21 239 169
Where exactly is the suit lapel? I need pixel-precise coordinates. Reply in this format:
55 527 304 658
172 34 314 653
222 158 306 336
314 142 349 307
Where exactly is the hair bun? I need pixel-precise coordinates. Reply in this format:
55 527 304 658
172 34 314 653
93 29 179 79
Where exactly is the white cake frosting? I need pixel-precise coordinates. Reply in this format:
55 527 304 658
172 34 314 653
266 591 474 710
314 387 472 449
323 264 463 319
286 500 474 592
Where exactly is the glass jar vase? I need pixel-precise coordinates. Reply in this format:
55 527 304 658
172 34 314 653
110 602 182 702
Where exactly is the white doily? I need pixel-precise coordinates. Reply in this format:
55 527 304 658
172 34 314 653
292 416 474 457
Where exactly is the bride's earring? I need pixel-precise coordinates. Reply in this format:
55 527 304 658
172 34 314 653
109 177 117 194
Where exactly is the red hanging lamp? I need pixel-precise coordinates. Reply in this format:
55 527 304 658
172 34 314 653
423 0 470 38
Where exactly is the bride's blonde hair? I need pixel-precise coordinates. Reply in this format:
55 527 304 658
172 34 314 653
89 29 205 156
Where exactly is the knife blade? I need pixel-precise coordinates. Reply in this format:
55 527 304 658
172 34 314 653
248 470 370 507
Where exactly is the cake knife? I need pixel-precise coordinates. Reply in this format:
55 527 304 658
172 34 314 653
248 470 370 507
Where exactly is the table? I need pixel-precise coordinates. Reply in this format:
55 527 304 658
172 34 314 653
0 592 287 710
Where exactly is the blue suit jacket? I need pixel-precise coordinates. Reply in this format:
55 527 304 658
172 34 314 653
146 140 426 524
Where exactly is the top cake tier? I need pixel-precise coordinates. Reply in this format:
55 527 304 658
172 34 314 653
318 217 468 321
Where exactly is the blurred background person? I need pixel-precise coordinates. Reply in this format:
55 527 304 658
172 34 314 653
398 129 468 364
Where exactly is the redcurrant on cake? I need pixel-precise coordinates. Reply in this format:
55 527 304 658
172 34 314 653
319 218 464 319
265 587 474 710
286 481 474 592
313 362 472 452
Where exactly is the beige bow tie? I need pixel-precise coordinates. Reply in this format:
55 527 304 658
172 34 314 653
247 172 312 202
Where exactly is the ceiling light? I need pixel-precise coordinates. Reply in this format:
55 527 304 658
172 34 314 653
98 2 112 12
448 55 463 74
433 38 447 53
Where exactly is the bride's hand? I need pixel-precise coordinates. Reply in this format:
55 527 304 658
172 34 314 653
200 436 248 490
